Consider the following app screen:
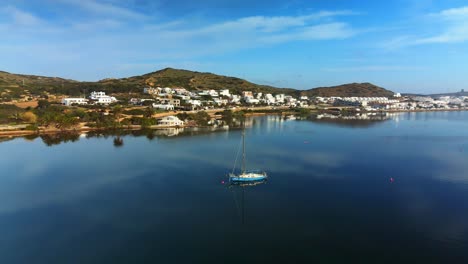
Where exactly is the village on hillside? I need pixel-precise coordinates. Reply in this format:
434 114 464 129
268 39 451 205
1 81 468 136
61 86 468 112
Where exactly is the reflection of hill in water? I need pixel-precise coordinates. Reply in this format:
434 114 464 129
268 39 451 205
307 114 393 128
15 126 234 147
0 137 15 143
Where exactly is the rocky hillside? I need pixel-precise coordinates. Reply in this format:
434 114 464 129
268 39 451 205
0 68 395 100
302 83 395 98
0 71 77 100
97 68 298 95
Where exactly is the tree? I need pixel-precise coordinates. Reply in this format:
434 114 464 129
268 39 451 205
22 111 38 123
176 112 190 121
221 110 233 125
55 115 79 130
144 107 154 118
37 100 50 109
112 106 123 125
192 111 211 126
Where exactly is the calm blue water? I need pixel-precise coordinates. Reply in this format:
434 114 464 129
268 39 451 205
1 112 468 263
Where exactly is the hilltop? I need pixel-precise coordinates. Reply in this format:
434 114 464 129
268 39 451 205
0 68 395 100
97 68 298 95
302 83 395 98
0 71 77 100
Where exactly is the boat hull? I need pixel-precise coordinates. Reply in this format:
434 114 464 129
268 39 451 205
229 172 268 182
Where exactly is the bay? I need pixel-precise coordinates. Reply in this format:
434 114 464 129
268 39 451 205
1 112 468 263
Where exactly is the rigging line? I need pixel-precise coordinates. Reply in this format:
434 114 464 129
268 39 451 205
231 135 243 174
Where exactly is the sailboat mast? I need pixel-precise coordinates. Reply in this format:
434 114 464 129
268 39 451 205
242 121 246 174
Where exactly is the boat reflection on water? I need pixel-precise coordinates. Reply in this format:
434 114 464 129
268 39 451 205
227 179 267 225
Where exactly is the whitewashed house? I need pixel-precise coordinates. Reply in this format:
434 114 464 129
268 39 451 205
89 91 117 105
275 94 285 103
143 87 159 95
246 97 260 104
152 104 174 110
62 98 88 106
188 99 202 107
220 89 231 97
264 94 276 105
158 116 184 126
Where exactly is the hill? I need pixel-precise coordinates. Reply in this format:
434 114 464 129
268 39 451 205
97 68 298 95
427 90 468 98
302 83 395 97
0 71 78 100
0 68 299 99
0 68 395 100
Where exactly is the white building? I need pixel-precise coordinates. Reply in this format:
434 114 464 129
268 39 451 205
264 94 276 105
188 99 202 107
242 91 253 98
159 98 180 107
161 87 173 94
143 87 159 95
129 98 154 105
275 94 285 103
230 95 241 104
158 116 184 126
175 95 191 100
220 89 231 97
62 98 88 106
89 91 117 105
209 90 219 97
246 97 260 104
213 98 228 105
152 104 175 110
173 88 188 95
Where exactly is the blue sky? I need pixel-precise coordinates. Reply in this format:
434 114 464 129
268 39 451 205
1 0 468 93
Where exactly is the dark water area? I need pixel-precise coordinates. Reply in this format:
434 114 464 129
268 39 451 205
1 111 468 263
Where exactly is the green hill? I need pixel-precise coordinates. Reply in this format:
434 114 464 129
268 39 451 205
97 68 299 95
302 83 395 98
0 68 395 100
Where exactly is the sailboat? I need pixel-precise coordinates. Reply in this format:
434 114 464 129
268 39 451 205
229 122 268 183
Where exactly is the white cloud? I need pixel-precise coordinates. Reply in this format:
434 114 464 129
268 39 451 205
0 8 360 80
141 12 358 55
1 6 43 26
72 19 122 31
58 0 148 20
437 6 468 19
385 6 468 48
198 10 357 34
323 65 426 72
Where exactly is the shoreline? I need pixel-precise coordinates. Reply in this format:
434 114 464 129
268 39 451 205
1 108 467 138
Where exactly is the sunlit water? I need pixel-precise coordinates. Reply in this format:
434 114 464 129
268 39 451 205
1 112 468 263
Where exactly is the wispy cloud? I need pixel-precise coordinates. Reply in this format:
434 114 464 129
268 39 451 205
57 0 148 20
139 12 359 56
1 6 43 27
384 6 468 49
0 4 361 80
323 65 426 72
414 6 468 44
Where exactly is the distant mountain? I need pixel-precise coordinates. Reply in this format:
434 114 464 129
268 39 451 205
427 90 468 98
301 83 395 98
402 90 468 98
0 68 395 99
